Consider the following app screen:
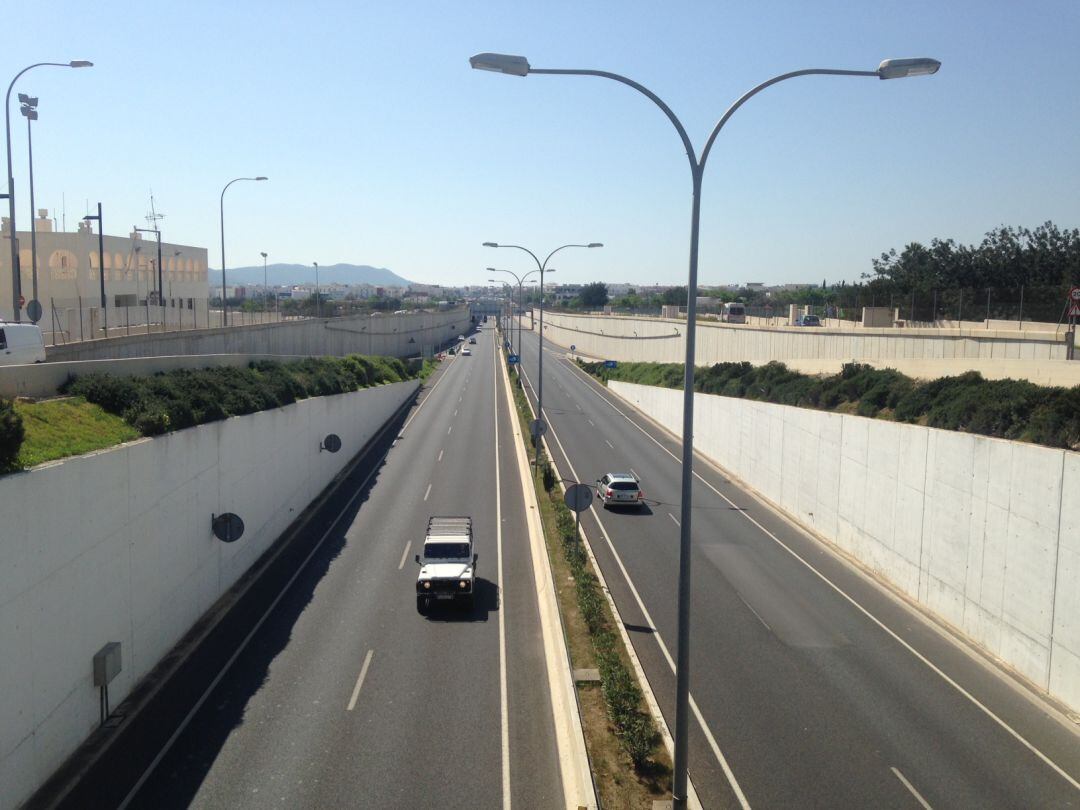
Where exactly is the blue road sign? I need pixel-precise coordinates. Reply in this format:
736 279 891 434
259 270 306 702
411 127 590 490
508 354 520 364
604 360 618 369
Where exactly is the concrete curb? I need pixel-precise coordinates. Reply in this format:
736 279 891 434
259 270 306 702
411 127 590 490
496 347 597 809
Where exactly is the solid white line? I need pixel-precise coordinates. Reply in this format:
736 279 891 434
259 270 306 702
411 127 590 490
604 439 614 449
397 540 412 570
346 650 375 712
493 330 512 809
559 354 1080 793
400 363 450 434
423 483 432 501
437 449 444 462
736 593 771 633
669 513 681 527
117 421 399 810
630 468 639 479
891 767 933 810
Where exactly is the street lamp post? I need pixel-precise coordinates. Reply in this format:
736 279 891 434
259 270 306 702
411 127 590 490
19 94 40 319
219 175 267 327
260 251 269 313
5 60 91 322
313 261 320 318
483 241 601 466
472 51 940 808
489 266 540 356
490 279 514 348
82 202 105 336
134 226 163 327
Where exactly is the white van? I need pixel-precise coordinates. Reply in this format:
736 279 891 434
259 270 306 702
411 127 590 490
0 322 46 365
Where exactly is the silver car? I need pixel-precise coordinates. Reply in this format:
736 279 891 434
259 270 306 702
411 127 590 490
596 472 644 509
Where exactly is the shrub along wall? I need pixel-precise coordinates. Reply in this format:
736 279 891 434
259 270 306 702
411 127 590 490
582 360 1080 451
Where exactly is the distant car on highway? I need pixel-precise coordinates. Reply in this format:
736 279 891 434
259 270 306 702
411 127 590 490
0 322 46 365
461 348 471 356
595 472 644 510
469 337 476 344
458 335 465 341
794 314 822 327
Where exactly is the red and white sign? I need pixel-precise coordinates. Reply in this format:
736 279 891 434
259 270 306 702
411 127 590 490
1070 286 1080 302
17 295 25 308
1068 287 1080 318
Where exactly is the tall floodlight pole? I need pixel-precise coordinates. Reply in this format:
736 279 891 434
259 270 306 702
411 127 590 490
484 240 601 466
82 203 106 335
471 51 941 808
313 261 320 318
5 60 91 322
219 175 267 327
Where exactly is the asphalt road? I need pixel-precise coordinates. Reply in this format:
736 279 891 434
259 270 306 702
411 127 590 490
512 323 1080 809
121 324 564 809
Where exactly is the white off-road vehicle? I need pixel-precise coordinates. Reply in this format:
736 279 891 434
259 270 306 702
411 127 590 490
415 516 477 613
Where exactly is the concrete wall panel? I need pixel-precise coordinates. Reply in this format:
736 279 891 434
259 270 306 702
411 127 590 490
0 379 418 808
607 379 1080 713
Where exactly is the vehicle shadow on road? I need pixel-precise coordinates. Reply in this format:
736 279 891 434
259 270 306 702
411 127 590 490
603 503 654 517
420 577 499 623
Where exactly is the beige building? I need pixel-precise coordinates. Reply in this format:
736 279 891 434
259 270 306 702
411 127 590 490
1 209 209 339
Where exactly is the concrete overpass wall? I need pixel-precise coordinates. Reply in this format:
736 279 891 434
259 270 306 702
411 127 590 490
0 380 418 808
535 311 1068 365
609 380 1080 714
44 309 471 363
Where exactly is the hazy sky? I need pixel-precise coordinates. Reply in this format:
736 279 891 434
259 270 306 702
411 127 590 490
6 1 1078 288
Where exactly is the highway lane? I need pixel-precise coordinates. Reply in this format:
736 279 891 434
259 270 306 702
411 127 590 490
513 324 1080 809
124 324 564 809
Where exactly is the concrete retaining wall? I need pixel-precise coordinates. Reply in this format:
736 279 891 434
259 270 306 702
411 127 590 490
608 380 1080 714
0 354 317 400
45 308 470 363
537 311 1068 365
0 380 418 808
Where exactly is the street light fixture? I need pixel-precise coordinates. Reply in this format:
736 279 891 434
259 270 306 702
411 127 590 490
483 241 600 465
134 226 163 324
488 265 540 356
5 59 92 322
472 50 939 808
219 175 267 327
18 94 40 321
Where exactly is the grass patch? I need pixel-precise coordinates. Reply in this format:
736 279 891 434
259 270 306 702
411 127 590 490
502 337 671 807
13 397 140 468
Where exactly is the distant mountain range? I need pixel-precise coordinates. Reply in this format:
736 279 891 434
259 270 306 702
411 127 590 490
214 263 413 288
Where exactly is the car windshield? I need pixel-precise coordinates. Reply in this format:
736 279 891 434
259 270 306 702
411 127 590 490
425 542 471 560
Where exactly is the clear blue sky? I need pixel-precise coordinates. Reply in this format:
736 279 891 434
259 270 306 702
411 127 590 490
6 0 1079 288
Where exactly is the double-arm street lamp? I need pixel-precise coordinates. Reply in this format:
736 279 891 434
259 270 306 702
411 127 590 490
488 266 540 356
5 60 92 322
219 175 267 327
472 51 940 808
490 279 513 342
483 240 601 465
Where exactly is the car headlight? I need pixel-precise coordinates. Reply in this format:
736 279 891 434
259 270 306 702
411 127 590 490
423 581 431 590
459 580 468 589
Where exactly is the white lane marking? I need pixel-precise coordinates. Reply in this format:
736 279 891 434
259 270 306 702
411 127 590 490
459 395 463 403
604 439 614 450
447 425 453 435
736 593 772 632
891 767 933 809
630 468 639 479
117 416 399 809
669 513 681 527
575 403 582 411
423 483 432 501
493 328 512 809
454 409 458 417
437 449 444 462
346 650 375 712
587 419 595 427
397 540 412 570
560 355 1080 793
517 360 744 809
401 357 453 434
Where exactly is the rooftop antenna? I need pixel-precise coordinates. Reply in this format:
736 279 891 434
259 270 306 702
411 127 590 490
145 190 164 232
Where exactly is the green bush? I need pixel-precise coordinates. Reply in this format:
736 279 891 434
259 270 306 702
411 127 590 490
581 359 1080 450
0 398 25 468
62 355 420 439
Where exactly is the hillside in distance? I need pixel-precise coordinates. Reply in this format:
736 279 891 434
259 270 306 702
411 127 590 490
216 263 413 287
